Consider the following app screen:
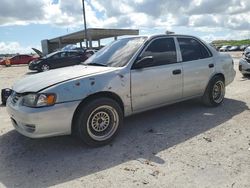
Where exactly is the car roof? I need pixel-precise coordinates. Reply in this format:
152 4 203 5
123 34 208 41
58 50 81 53
11 54 32 58
117 34 204 42
147 34 204 39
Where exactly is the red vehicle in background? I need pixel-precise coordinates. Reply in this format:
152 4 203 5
0 54 38 66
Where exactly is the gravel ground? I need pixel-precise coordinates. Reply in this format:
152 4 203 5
0 56 249 188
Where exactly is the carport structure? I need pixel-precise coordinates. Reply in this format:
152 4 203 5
41 28 139 54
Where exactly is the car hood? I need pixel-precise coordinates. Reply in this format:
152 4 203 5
13 65 116 93
32 48 44 57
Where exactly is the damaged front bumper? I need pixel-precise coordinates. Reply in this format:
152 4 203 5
6 97 81 138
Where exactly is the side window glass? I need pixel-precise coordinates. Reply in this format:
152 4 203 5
177 38 211 62
61 52 67 58
68 52 78 57
141 38 177 67
51 53 60 59
12 56 18 61
21 55 28 59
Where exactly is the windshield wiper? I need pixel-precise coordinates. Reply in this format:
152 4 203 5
85 63 107 67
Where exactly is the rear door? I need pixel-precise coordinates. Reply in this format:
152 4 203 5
177 37 214 98
131 37 183 112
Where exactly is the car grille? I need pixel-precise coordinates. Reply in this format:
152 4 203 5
246 58 250 64
11 92 22 104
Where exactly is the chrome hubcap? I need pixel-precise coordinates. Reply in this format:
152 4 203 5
212 81 225 103
87 105 119 141
42 64 49 71
91 111 110 132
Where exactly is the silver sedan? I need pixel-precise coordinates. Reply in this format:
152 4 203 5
7 34 236 146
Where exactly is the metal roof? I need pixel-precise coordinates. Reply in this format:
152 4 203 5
49 28 139 43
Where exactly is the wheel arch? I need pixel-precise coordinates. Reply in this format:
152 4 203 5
71 91 125 133
203 72 225 96
213 73 225 81
202 72 226 107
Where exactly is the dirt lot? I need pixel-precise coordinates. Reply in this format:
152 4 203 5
0 55 249 188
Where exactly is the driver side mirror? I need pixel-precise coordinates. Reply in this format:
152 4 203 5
133 56 154 69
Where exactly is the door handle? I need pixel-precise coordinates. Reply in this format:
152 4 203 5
172 69 182 75
209 64 214 68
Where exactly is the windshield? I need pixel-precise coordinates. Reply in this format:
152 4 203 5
83 37 147 67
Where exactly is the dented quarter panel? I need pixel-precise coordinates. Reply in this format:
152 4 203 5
214 52 236 86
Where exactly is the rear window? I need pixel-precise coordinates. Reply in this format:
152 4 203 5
20 55 31 59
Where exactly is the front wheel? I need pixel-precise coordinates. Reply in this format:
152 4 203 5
40 64 50 72
202 76 225 107
74 98 123 146
242 73 250 78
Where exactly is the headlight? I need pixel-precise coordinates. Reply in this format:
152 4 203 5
245 53 250 60
31 60 40 65
22 93 56 107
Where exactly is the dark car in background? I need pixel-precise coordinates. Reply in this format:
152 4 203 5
219 45 232 52
29 49 95 72
0 54 38 66
228 46 240 51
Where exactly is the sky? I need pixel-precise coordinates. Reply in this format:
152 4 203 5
0 0 250 54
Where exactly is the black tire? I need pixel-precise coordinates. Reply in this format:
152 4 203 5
202 76 225 107
1 90 6 105
1 89 12 105
73 97 123 147
39 64 50 72
242 73 249 78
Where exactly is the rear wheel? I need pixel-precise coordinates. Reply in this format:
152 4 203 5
202 76 225 107
73 97 123 146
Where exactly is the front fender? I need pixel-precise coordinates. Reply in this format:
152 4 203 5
41 69 132 116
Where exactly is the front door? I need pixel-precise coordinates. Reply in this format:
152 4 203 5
131 37 183 112
67 52 82 66
50 52 69 68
